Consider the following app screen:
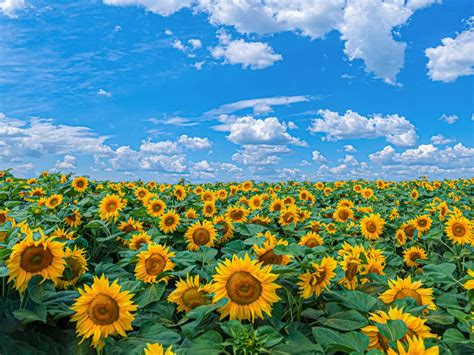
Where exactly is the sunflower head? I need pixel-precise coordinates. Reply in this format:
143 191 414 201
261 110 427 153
445 215 472 245
56 246 88 288
403 246 428 267
168 275 210 313
360 214 385 240
379 276 436 311
253 237 291 266
225 205 248 223
64 209 82 228
298 232 324 248
99 194 125 221
298 257 337 298
135 243 176 283
184 220 217 251
72 176 88 192
147 198 166 218
333 206 354 223
159 210 181 234
144 343 175 355
129 232 151 250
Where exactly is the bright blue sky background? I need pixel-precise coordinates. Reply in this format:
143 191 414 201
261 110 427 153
0 0 473 181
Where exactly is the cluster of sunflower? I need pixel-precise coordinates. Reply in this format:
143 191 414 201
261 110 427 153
0 170 473 354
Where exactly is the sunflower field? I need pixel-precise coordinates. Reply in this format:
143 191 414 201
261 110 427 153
0 170 472 355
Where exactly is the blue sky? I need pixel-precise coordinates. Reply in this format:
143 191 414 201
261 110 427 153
0 0 473 182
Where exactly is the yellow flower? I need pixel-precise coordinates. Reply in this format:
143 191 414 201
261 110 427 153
184 220 217 251
403 246 428 267
279 205 299 226
174 185 186 201
412 215 432 234
202 201 216 217
269 199 284 212
119 217 143 234
248 195 263 210
213 215 235 243
253 237 291 266
464 269 474 290
333 206 354 223
129 232 151 250
147 199 166 218
71 275 137 349
362 307 436 351
135 187 149 200
71 176 88 192
339 254 361 290
144 343 175 355
379 276 436 311
298 232 324 248
225 205 248 223
64 209 82 228
444 215 472 245
135 243 175 283
99 194 125 221
411 189 419 199
210 254 280 321
6 231 66 292
387 336 439 355
159 210 180 234
56 246 88 288
361 188 374 199
298 257 337 298
185 208 198 219
360 213 385 240
168 275 210 312
46 194 63 209
325 223 337 234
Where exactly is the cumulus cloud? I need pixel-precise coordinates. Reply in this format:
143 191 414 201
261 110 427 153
344 144 357 152
309 109 418 146
425 23 474 82
178 135 212 150
55 155 77 169
312 150 327 163
439 114 458 125
97 89 112 97
210 31 282 70
227 116 306 146
232 145 290 166
103 0 193 16
0 0 26 18
431 134 454 145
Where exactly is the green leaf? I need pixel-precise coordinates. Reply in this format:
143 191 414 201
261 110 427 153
13 305 46 324
27 276 56 303
423 263 456 280
327 290 377 312
376 320 407 343
322 310 368 331
135 323 181 345
443 329 470 345
301 308 325 320
312 327 341 349
135 282 166 308
255 326 284 348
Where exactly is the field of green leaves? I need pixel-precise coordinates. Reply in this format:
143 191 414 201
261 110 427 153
0 170 472 354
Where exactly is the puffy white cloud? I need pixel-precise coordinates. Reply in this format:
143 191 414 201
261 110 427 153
431 134 454 145
55 155 77 169
211 31 282 70
0 0 26 18
188 38 202 50
439 114 458 125
172 39 186 51
178 135 211 150
425 25 474 82
97 88 112 97
139 140 179 154
232 145 290 165
368 145 396 163
193 61 205 70
227 116 306 146
344 144 356 152
309 109 418 146
311 150 326 162
103 0 193 16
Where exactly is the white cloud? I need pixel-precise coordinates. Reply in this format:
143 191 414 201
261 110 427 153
193 61 205 70
11 163 34 174
188 38 202 50
309 109 418 146
172 39 186 51
211 31 282 70
103 0 193 16
0 0 26 18
164 29 173 36
114 25 122 32
97 89 112 97
178 135 211 150
431 134 454 145
312 150 326 163
368 145 396 163
55 155 77 170
439 114 458 125
232 145 290 166
227 116 306 146
425 24 474 82
140 140 179 154
344 144 356 152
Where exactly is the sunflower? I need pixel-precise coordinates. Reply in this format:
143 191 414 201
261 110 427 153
201 190 215 202
438 201 448 221
379 276 436 311
64 209 82 228
339 254 361 290
412 215 432 234
51 227 75 241
279 205 299 226
298 232 324 248
253 237 291 266
445 215 472 245
333 206 354 223
119 217 143 234
135 243 175 283
269 199 284 212
464 269 474 290
337 199 354 209
202 201 216 217
210 254 281 321
411 189 419 199
395 229 407 246
214 215 234 243
185 208 198 219
0 208 10 225
360 214 385 240
325 223 337 234
135 187 149 200
144 343 175 355
184 220 217 251
387 336 439 355
72 176 88 192
147 199 166 218
298 257 337 298
70 275 137 349
159 210 180 234
99 194 125 221
30 187 45 197
56 246 88 288
225 205 248 223
6 232 66 292
129 232 151 250
168 275 210 312
46 194 63 209
308 220 322 233
174 185 186 201
361 188 374 199
403 246 428 267
362 307 436 351
360 256 385 280
248 195 263 210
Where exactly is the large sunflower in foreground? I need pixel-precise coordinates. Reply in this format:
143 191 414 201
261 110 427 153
444 215 472 245
99 194 125 221
298 257 337 298
168 275 210 312
71 275 137 349
362 307 436 351
144 343 175 355
184 220 217 251
360 213 385 240
387 336 439 355
210 254 281 321
159 209 181 234
379 276 436 311
7 232 66 292
135 243 175 283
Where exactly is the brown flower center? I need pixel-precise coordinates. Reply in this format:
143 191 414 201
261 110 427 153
182 288 206 309
338 209 349 221
345 262 358 280
310 269 327 286
404 225 415 238
164 216 176 227
88 294 119 325
226 271 262 305
258 249 282 265
20 245 53 273
305 238 320 248
230 210 243 221
152 203 163 213
452 223 466 237
122 224 135 233
394 289 422 305
193 228 210 245
145 254 166 275
418 219 427 227
366 221 377 233
409 252 421 261
106 201 117 212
